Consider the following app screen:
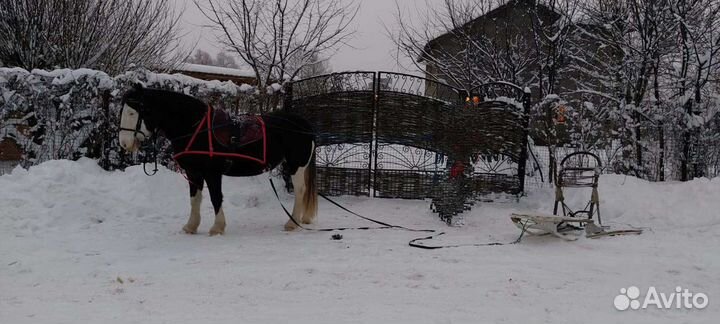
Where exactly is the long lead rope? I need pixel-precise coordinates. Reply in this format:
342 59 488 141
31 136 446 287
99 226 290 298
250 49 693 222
269 179 429 232
269 179 529 249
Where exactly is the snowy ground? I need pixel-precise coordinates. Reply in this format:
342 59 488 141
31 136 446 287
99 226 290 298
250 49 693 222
1 159 718 323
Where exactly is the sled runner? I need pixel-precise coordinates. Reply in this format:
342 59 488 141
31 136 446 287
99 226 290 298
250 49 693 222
583 221 643 238
510 213 643 240
510 213 592 241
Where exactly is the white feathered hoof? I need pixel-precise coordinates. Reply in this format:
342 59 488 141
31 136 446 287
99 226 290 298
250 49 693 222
284 220 299 231
182 224 199 234
209 226 224 236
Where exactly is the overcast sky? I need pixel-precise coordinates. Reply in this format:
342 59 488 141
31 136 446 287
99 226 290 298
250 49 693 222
178 0 431 74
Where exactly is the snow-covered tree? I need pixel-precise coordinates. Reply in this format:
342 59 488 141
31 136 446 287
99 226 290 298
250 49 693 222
186 50 215 66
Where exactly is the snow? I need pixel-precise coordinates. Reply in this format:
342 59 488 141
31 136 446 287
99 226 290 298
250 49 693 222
176 63 255 78
266 83 282 95
1 159 718 323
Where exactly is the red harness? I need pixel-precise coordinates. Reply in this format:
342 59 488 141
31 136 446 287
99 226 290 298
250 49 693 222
172 104 267 166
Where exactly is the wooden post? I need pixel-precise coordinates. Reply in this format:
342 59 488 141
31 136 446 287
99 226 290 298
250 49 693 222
101 90 111 170
518 88 532 195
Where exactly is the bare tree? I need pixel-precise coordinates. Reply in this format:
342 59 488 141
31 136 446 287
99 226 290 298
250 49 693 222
196 0 357 110
186 49 215 65
215 52 240 69
185 50 241 69
295 52 332 78
0 0 184 74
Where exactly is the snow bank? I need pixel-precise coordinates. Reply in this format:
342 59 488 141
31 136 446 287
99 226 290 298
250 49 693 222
0 159 717 323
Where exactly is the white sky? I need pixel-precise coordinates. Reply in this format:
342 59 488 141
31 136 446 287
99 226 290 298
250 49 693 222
177 0 430 74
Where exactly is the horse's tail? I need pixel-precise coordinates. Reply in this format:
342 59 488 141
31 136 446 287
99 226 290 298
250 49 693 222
303 141 318 220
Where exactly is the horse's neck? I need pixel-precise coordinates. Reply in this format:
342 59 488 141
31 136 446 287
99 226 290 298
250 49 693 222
151 102 206 141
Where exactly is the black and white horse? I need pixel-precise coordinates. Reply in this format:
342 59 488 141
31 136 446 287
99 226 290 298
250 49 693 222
118 84 317 235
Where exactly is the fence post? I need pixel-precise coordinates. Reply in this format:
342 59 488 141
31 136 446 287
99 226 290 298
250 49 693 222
518 88 532 195
101 89 111 170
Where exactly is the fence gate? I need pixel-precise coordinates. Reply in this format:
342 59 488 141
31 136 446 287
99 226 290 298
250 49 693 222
284 72 530 199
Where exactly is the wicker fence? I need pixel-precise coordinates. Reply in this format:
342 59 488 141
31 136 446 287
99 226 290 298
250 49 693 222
285 72 532 207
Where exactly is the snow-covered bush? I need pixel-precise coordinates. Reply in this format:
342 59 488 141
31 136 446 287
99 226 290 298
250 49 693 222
0 67 260 170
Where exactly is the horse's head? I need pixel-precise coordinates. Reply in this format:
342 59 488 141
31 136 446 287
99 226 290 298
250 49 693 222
118 83 153 152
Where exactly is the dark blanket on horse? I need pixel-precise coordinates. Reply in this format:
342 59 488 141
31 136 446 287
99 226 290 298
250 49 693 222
210 109 265 163
173 106 267 173
212 110 262 147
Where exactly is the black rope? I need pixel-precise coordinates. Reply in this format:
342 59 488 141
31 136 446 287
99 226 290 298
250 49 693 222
269 179 401 232
142 134 159 176
408 221 529 249
269 178 529 249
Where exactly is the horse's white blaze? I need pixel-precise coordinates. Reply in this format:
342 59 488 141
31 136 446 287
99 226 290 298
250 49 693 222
183 192 202 234
118 104 149 152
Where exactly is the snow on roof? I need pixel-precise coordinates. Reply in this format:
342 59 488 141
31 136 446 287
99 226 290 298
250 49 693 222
176 63 255 78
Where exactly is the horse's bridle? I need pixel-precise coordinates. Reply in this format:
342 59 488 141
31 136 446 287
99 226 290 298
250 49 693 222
119 102 158 176
119 103 152 141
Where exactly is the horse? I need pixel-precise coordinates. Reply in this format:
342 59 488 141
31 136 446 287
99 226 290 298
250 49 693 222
118 84 317 235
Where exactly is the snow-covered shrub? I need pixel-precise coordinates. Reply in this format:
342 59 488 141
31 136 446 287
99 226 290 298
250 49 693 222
0 67 259 170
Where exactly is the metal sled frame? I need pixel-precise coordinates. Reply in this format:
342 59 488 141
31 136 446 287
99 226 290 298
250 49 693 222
553 151 602 225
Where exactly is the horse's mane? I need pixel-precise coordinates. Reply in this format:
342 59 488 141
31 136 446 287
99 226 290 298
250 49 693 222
123 87 207 111
140 88 207 112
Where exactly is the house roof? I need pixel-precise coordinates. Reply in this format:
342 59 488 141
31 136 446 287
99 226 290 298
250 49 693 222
419 0 561 62
176 63 255 78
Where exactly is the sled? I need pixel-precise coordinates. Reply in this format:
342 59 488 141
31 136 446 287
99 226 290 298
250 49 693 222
510 213 644 241
510 213 592 241
583 221 643 238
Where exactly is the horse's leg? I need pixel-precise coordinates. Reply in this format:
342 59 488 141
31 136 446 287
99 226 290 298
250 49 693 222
293 140 318 227
182 172 204 234
285 166 305 231
205 171 226 236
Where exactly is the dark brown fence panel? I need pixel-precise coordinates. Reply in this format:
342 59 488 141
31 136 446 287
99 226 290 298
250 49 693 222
374 72 462 198
285 72 376 196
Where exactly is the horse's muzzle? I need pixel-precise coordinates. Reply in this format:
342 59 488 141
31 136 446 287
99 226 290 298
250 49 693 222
120 137 140 152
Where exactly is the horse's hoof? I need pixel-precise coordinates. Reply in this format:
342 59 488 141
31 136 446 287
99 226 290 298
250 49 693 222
284 221 299 231
182 225 198 234
209 227 225 236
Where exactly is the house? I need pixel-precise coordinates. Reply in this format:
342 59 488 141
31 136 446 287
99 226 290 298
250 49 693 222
420 0 612 97
421 0 560 90
420 0 618 146
173 63 257 85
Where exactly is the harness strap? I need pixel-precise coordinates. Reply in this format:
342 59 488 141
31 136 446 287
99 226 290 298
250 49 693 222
207 104 214 157
173 104 267 166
